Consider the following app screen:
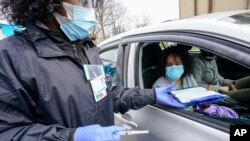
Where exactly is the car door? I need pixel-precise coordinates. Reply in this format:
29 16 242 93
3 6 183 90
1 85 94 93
100 38 229 141
116 31 249 141
99 31 250 141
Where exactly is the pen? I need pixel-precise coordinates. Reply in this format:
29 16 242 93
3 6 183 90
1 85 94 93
117 130 149 135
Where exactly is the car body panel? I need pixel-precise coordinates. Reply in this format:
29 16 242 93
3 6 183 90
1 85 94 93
122 106 229 141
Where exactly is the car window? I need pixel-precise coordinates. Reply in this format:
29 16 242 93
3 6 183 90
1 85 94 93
189 46 200 61
139 41 194 88
99 47 118 80
138 41 250 125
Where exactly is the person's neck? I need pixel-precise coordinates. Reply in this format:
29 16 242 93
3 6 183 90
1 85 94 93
176 79 183 88
42 16 60 32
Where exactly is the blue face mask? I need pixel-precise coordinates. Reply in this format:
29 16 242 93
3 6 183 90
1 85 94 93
165 65 184 81
54 2 96 41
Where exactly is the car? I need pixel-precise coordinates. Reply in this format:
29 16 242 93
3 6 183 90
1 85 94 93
98 10 250 141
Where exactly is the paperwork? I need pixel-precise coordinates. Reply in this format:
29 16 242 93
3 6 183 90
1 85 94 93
171 87 226 105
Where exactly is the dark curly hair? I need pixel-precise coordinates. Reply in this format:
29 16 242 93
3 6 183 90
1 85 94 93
159 45 193 79
0 0 61 25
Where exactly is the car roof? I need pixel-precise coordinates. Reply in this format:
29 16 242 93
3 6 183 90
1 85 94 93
98 10 250 47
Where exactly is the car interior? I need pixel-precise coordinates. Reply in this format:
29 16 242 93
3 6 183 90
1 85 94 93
139 41 250 124
141 43 162 88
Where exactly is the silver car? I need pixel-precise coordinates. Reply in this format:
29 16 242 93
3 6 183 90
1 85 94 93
98 10 250 141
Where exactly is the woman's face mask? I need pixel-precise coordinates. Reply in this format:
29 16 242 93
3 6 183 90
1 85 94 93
201 50 216 61
204 56 216 61
165 65 184 81
165 54 184 81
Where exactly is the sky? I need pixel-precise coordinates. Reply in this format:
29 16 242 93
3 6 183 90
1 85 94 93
116 0 180 24
0 0 179 25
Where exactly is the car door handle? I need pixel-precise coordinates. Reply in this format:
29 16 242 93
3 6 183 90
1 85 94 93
115 113 138 128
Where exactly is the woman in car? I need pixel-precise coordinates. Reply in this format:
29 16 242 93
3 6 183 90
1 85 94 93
192 49 250 104
153 46 198 89
153 46 239 118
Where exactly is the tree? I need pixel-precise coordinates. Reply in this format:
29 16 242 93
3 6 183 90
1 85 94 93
109 1 127 36
133 14 151 29
92 0 151 44
92 0 128 43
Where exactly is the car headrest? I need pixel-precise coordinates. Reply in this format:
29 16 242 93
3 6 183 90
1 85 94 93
142 43 162 69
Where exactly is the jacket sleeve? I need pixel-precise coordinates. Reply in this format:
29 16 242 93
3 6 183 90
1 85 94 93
106 76 156 114
0 45 74 141
193 59 210 88
192 58 221 91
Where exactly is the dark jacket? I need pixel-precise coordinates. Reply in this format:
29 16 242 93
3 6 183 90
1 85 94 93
0 22 155 141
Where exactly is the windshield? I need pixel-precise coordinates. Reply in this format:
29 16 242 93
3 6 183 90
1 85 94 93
220 12 250 27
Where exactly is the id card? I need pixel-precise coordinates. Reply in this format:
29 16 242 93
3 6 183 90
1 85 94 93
83 65 105 80
90 76 107 102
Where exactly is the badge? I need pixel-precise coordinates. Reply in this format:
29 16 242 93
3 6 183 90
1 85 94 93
90 76 107 102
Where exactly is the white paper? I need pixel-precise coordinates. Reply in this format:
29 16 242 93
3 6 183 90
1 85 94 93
171 87 223 103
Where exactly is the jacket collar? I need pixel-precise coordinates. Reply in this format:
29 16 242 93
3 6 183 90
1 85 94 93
24 21 67 58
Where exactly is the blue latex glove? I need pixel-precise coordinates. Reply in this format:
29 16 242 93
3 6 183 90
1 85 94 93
74 124 126 141
155 83 185 109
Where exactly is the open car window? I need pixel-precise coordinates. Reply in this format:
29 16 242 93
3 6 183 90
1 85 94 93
138 41 250 125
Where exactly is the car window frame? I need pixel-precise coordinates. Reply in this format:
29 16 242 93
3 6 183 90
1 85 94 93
99 40 131 87
121 32 250 69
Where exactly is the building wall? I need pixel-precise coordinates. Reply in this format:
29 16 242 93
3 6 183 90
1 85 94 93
198 0 209 15
179 0 249 18
179 0 195 18
214 0 247 12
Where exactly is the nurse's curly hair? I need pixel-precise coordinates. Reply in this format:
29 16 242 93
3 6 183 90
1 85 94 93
0 0 61 25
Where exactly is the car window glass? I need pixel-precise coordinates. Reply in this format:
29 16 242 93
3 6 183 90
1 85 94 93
99 47 118 80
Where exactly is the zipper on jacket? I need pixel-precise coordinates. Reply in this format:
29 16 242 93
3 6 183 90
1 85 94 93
73 43 101 124
72 43 82 64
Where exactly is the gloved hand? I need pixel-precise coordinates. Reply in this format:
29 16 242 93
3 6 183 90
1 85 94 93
74 124 126 141
155 83 185 109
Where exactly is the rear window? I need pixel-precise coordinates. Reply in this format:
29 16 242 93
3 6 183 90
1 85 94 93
220 12 250 27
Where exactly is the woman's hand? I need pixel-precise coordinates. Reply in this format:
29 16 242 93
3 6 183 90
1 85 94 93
229 84 237 91
219 86 230 94
207 85 213 90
